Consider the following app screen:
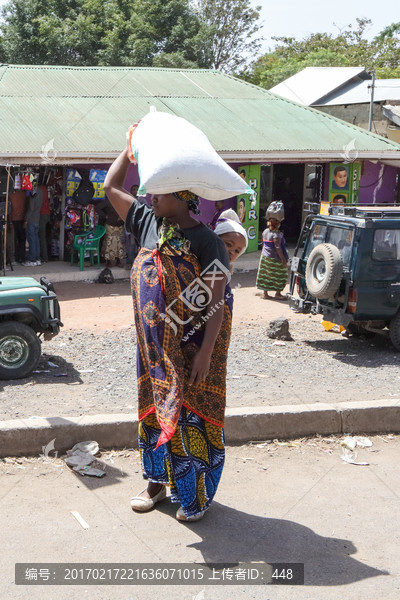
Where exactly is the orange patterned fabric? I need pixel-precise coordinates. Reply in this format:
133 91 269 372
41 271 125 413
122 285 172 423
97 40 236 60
131 244 232 448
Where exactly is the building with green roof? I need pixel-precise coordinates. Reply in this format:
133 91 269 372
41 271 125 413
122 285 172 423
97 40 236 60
1 64 399 254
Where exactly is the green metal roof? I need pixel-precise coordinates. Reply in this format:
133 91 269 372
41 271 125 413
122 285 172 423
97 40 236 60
0 64 399 163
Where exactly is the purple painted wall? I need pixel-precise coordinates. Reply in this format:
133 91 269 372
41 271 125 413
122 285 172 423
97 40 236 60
359 161 398 203
196 162 241 224
124 163 141 191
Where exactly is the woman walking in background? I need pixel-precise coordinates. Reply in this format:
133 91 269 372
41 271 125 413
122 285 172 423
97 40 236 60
256 207 289 300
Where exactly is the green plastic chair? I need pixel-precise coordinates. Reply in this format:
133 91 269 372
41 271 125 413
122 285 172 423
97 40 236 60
70 225 106 271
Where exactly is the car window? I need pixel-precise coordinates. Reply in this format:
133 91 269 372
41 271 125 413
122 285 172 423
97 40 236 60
373 229 400 261
304 223 327 258
326 226 354 267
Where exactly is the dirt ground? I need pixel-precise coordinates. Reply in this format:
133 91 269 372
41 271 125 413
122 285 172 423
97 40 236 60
1 272 400 421
55 273 304 331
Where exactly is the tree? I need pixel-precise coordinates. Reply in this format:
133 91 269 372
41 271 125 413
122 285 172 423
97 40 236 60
190 0 263 72
0 0 263 72
0 0 205 67
372 22 400 78
374 22 400 42
246 18 400 89
0 35 5 63
249 48 350 90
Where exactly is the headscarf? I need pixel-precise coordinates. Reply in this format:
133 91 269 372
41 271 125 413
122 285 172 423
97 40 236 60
172 190 200 214
214 209 248 254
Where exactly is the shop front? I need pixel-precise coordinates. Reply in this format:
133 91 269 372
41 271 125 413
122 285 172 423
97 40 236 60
199 159 400 254
2 165 112 269
2 156 399 273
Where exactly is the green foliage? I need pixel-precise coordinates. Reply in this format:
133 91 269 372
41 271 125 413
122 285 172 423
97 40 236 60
0 35 5 63
245 18 400 89
374 22 400 42
0 0 263 72
191 0 262 72
0 0 203 66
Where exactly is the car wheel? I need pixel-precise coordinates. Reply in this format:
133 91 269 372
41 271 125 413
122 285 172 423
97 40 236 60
305 243 343 299
0 321 41 380
347 323 375 339
389 312 400 351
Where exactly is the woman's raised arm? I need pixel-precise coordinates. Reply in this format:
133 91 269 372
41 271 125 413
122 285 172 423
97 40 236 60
103 149 134 222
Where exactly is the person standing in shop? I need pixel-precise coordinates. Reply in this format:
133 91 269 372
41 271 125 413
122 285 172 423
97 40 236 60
10 190 27 263
96 195 126 268
23 185 43 266
39 185 50 263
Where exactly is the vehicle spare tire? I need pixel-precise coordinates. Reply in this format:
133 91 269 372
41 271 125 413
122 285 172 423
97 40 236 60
305 243 343 299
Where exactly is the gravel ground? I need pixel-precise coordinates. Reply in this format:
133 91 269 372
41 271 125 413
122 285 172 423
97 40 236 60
1 292 400 421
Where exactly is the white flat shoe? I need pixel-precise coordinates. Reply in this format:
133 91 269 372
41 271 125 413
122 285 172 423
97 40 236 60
131 485 167 512
176 506 206 522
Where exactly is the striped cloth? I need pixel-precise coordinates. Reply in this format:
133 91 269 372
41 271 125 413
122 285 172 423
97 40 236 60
256 255 288 292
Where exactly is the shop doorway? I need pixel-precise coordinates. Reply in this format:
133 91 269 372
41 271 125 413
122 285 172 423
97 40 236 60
273 164 305 242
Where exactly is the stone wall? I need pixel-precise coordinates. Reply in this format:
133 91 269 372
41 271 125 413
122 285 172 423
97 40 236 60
316 102 400 138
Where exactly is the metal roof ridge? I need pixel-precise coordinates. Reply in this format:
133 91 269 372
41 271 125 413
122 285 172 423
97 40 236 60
0 63 220 73
0 94 215 98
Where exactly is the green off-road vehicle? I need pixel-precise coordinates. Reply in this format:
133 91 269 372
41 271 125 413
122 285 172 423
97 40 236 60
0 276 62 379
288 205 400 349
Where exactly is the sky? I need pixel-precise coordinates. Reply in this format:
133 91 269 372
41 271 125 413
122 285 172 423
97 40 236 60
253 0 400 52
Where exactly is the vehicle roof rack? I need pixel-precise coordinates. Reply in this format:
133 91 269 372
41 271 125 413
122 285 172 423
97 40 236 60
329 204 400 219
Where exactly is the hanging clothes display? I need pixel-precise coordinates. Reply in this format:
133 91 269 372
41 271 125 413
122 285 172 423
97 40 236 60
64 168 107 257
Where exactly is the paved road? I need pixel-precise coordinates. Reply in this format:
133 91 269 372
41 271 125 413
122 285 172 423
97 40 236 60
1 434 399 600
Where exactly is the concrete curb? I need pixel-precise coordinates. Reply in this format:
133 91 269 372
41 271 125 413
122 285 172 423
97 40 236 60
1 400 399 457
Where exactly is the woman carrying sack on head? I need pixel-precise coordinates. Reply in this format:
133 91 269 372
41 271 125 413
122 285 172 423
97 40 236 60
256 201 289 301
104 149 238 523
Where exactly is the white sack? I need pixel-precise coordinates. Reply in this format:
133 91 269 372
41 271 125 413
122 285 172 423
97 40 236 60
128 111 252 201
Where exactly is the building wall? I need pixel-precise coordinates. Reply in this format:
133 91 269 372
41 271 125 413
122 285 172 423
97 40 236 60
323 160 398 204
359 160 398 203
316 103 395 138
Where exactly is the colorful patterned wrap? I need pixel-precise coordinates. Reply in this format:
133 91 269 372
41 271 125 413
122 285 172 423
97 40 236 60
103 224 125 261
256 255 288 292
139 408 225 517
256 230 288 292
131 238 233 450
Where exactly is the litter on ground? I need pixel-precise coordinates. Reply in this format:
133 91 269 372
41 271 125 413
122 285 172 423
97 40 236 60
64 441 106 477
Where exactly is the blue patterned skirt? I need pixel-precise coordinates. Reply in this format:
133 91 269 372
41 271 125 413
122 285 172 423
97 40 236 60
138 407 225 518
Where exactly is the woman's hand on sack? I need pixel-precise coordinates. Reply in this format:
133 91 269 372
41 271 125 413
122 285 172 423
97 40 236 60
189 348 212 386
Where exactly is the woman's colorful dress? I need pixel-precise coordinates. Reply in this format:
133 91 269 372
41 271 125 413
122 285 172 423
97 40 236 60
127 206 232 518
256 228 289 292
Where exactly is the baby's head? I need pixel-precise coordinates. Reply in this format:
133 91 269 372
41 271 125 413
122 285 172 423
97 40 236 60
214 209 248 263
